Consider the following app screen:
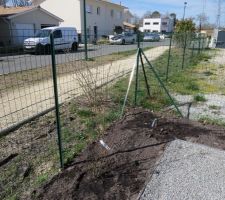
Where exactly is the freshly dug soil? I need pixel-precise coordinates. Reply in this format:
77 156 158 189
32 108 225 200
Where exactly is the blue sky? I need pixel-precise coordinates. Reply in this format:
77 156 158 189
112 0 225 26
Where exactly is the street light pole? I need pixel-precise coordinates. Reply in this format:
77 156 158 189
83 0 88 60
183 2 187 20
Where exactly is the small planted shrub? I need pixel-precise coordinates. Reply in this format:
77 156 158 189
194 94 207 102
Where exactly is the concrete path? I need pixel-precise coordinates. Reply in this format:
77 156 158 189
140 140 225 200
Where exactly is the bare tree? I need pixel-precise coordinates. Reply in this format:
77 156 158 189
0 0 9 7
151 11 161 18
139 11 152 24
170 13 177 26
12 0 31 7
196 13 209 30
132 14 140 25
143 11 152 18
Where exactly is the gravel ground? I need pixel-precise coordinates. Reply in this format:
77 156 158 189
173 48 225 122
0 46 168 130
174 94 225 121
140 139 225 200
210 49 225 65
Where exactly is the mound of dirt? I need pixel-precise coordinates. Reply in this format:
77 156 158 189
32 109 225 200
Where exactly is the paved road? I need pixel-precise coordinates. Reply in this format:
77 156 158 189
0 40 169 75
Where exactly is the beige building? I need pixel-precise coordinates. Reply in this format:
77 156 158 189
0 6 63 46
33 0 129 40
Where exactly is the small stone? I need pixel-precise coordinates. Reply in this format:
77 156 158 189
17 163 31 179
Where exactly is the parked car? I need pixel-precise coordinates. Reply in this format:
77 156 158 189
23 27 79 54
109 32 136 45
143 33 160 42
159 34 165 40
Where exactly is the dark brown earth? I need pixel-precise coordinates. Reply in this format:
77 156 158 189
32 108 225 200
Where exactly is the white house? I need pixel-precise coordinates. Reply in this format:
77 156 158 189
0 6 63 46
33 0 129 41
143 17 174 33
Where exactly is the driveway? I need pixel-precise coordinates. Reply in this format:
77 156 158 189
0 40 169 75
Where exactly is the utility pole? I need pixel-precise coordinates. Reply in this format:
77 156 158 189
83 0 88 60
183 2 187 20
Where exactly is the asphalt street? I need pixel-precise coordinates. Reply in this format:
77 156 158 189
0 40 169 75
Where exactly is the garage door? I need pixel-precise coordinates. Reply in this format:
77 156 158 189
216 31 225 49
14 23 35 45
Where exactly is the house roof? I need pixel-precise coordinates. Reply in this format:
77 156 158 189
0 6 63 22
124 9 134 18
123 21 136 28
100 0 127 9
0 6 34 17
33 0 127 9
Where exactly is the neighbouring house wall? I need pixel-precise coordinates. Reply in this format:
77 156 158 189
41 0 125 38
124 9 133 24
10 9 61 30
143 18 174 33
80 0 125 40
9 9 61 46
40 0 82 31
161 18 173 33
143 18 161 32
0 18 11 46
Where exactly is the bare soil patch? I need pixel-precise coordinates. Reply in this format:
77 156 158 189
32 108 225 200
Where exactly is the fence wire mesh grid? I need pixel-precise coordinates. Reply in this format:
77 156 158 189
0 29 224 199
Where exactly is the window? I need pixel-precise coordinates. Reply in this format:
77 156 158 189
110 9 114 17
97 7 101 15
153 22 159 25
53 30 62 38
87 28 90 39
41 24 56 29
120 11 122 19
145 22 150 25
86 4 93 13
116 11 120 19
162 22 167 25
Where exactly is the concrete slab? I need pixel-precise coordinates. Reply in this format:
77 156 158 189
140 140 225 200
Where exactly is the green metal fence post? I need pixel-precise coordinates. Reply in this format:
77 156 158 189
166 33 173 81
83 0 88 60
50 33 64 169
137 30 140 48
134 32 141 105
191 43 194 57
181 32 187 69
202 37 205 51
134 48 140 106
198 35 201 54
140 51 151 97
140 48 183 117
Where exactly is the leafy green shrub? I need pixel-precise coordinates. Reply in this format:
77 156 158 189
194 94 206 102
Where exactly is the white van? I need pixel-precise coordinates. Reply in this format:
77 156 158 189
23 27 79 54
